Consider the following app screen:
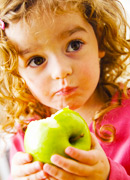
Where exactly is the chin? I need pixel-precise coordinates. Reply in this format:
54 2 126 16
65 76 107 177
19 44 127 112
50 104 77 111
47 98 85 111
61 103 82 111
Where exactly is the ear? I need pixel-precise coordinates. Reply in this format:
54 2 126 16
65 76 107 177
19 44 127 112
98 50 105 58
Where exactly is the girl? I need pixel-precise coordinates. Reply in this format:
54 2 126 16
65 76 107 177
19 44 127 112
0 0 130 179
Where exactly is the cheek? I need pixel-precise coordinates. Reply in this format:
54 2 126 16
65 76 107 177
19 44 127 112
24 78 51 104
26 77 47 93
19 69 49 95
77 60 100 80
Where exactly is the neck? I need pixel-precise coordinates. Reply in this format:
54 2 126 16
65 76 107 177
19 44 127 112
75 89 105 126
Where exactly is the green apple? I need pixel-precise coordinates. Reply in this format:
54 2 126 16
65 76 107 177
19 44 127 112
24 107 91 164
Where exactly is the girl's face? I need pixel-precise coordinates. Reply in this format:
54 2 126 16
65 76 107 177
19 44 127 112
6 12 105 110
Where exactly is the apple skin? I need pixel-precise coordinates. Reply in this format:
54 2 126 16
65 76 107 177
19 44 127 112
24 107 91 164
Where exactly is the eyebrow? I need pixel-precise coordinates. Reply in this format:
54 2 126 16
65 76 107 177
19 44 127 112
18 46 39 56
59 26 87 39
18 48 31 55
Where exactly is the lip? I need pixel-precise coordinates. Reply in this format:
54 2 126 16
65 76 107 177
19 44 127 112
55 86 78 96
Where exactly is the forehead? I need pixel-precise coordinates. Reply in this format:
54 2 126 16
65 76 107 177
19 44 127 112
5 11 89 50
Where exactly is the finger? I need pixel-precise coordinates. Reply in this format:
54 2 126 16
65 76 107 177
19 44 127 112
44 163 80 180
14 170 46 180
50 155 93 176
65 147 98 165
90 132 101 149
12 161 43 177
12 152 33 165
90 132 105 154
49 176 57 180
27 170 46 180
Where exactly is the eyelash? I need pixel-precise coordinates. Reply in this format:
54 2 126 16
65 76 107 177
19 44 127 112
28 56 46 67
66 39 84 53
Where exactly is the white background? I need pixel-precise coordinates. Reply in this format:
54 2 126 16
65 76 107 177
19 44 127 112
120 0 130 38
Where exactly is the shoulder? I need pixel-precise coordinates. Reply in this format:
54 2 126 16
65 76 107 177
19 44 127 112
107 98 130 124
10 131 25 160
11 131 24 150
104 92 130 139
109 89 130 120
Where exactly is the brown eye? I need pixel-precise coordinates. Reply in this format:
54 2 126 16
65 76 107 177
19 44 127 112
28 56 46 67
67 40 83 52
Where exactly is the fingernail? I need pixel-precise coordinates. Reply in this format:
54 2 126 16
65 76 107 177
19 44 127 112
26 154 31 161
44 164 51 172
51 155 58 163
38 170 47 179
35 162 42 170
65 147 73 154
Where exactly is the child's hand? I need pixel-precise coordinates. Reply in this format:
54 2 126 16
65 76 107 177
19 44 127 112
43 133 110 180
11 151 46 180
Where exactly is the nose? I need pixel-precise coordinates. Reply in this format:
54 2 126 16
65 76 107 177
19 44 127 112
50 54 72 79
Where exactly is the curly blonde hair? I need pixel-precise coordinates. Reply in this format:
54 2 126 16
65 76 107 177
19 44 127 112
0 0 130 141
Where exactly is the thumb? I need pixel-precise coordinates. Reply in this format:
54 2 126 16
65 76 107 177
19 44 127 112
90 132 102 150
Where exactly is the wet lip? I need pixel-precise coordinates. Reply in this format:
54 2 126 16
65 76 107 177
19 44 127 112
55 87 77 96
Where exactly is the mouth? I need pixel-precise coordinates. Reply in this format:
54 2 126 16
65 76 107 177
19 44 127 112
55 86 78 96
